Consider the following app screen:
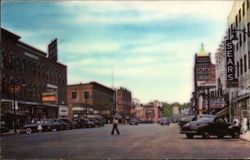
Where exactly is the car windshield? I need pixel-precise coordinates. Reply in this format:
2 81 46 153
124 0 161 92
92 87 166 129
196 117 214 122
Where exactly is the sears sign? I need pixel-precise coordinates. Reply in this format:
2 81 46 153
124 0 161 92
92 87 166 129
225 40 238 87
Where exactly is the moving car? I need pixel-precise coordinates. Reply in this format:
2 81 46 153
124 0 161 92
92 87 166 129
23 119 62 134
160 118 170 125
180 115 240 139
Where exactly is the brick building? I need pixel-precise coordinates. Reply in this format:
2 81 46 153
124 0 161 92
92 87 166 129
116 87 132 118
193 44 216 115
141 103 163 123
1 28 67 129
67 82 115 121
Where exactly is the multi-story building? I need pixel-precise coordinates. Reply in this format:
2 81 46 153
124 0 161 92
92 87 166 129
193 44 216 115
132 98 142 118
141 103 163 123
67 82 115 121
227 0 250 123
1 28 67 129
116 87 132 118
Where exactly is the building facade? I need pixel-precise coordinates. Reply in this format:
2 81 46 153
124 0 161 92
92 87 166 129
227 0 250 123
1 28 67 129
194 45 216 115
116 87 132 118
67 82 115 120
141 104 163 123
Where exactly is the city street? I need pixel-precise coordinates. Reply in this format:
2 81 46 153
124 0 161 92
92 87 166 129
1 123 250 159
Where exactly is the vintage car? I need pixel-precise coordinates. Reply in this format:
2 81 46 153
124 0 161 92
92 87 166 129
129 119 138 125
180 115 240 139
179 115 197 128
58 118 78 129
160 118 170 125
23 119 62 134
73 118 96 128
88 118 104 127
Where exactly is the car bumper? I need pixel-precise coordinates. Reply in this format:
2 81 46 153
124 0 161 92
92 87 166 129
180 131 197 134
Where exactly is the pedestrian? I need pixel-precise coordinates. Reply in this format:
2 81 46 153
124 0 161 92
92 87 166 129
111 117 120 135
37 121 43 133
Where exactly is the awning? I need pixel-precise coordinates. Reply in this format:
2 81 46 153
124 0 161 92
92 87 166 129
216 107 229 116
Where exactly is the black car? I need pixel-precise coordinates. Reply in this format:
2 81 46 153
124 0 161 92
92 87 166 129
129 119 138 125
58 118 77 129
73 118 96 128
52 118 70 130
179 115 197 128
0 121 10 134
88 119 104 127
23 119 61 134
180 115 240 139
160 118 170 125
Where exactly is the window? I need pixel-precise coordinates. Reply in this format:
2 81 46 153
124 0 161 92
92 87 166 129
247 0 249 9
237 61 240 77
243 2 245 16
248 51 250 69
240 58 243 75
240 34 242 46
239 9 241 22
235 15 238 27
243 28 246 42
72 92 77 99
248 23 250 37
244 55 247 72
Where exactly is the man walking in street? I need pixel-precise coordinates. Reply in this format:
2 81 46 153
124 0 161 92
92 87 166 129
111 117 120 135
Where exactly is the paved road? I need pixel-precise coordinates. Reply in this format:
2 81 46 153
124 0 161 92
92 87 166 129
1 123 250 159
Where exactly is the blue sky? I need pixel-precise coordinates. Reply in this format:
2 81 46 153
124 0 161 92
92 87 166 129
2 1 233 103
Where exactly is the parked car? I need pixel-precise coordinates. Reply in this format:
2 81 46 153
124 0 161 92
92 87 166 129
58 118 77 129
52 118 70 130
0 121 10 134
73 118 96 128
180 115 240 139
129 119 138 125
160 118 170 125
23 119 61 134
88 118 104 127
179 115 197 128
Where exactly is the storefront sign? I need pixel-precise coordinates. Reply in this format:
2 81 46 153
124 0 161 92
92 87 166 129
225 40 238 87
42 92 57 102
209 97 226 109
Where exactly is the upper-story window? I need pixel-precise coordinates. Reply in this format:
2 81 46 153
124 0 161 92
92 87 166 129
244 55 247 72
247 0 249 9
72 92 77 99
239 9 241 22
235 15 238 27
243 2 245 16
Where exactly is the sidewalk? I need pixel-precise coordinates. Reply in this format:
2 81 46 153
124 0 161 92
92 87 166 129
240 131 250 142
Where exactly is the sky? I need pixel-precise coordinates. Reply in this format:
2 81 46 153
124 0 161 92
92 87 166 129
2 1 234 104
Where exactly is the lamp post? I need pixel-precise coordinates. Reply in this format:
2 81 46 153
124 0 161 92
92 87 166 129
231 28 249 45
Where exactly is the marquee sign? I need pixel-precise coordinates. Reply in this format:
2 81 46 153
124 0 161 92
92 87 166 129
225 40 238 87
42 92 57 102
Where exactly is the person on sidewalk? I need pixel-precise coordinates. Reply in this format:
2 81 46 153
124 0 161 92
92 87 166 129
111 117 120 135
37 121 43 133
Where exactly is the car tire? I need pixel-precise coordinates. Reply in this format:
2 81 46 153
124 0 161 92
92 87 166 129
25 128 32 134
186 133 194 139
51 127 57 132
202 131 210 139
231 131 240 139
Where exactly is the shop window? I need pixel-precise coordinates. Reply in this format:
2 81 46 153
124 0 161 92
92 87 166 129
239 34 242 46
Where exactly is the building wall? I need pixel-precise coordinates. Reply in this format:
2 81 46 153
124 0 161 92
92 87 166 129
142 105 161 122
1 28 67 128
116 87 132 116
67 82 114 119
227 0 250 123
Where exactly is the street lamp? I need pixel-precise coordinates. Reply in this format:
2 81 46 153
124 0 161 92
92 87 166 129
231 28 249 45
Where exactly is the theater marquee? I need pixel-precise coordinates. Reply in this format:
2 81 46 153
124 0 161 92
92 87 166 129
225 40 238 87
